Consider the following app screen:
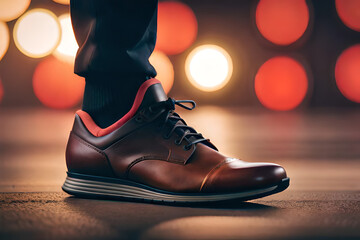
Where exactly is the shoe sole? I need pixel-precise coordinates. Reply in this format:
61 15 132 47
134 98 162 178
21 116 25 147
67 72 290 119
62 172 289 203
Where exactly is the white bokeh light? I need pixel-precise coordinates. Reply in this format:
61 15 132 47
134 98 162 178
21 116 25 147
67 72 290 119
54 14 79 63
185 45 233 92
14 9 61 58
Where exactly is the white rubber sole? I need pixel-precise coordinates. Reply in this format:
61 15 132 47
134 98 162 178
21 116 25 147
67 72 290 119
62 172 289 203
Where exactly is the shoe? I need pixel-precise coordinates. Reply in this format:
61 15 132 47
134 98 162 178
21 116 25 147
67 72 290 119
62 78 289 203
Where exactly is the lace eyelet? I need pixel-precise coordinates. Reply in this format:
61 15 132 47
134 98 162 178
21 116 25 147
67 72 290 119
135 116 143 122
174 139 181 145
162 134 170 139
183 145 191 151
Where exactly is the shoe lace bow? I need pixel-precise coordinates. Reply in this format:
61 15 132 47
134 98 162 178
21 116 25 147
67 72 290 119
149 98 210 151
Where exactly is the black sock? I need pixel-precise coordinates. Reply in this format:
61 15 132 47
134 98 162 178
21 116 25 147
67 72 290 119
82 75 147 128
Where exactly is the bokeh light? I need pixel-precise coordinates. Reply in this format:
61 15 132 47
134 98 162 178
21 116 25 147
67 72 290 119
149 51 174 94
0 77 3 104
52 0 70 5
185 45 233 92
0 0 31 22
255 56 308 111
335 44 360 103
14 9 61 58
33 56 84 109
53 14 79 63
0 21 9 61
336 0 360 32
256 0 309 45
156 1 198 55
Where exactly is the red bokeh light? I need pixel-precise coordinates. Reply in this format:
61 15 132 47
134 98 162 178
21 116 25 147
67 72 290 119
256 0 309 45
156 1 197 55
255 56 308 111
336 0 360 32
33 56 85 109
335 44 360 103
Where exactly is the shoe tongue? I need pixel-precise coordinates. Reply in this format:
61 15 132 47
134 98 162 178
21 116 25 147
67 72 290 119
138 80 168 110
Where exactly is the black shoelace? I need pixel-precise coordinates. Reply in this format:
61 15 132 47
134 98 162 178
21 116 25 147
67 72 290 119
149 98 209 150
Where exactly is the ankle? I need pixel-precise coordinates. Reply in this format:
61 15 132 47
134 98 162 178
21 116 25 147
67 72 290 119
82 75 145 128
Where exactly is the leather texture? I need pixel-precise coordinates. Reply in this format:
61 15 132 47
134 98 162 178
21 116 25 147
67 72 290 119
66 132 115 177
66 83 287 194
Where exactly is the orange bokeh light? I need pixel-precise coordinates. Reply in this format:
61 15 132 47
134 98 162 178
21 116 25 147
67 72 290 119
149 50 174 94
156 1 197 55
256 0 309 45
335 44 360 103
0 78 3 104
52 0 70 5
33 57 85 109
0 21 9 61
255 56 308 111
0 0 31 22
336 0 360 32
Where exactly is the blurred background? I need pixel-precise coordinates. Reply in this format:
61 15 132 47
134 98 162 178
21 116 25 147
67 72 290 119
0 0 359 110
0 1 359 239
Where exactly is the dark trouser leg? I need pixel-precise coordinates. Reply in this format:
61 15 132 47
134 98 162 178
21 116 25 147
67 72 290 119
70 0 158 128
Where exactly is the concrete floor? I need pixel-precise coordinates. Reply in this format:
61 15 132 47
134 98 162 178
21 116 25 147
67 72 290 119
0 107 359 240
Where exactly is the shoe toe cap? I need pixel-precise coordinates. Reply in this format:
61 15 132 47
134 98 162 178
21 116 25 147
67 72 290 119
201 158 287 193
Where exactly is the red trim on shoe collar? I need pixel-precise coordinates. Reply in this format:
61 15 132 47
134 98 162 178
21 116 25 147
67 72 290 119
76 78 161 137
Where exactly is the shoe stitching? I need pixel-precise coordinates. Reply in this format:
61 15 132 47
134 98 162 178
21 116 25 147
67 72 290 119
72 132 104 155
199 158 237 192
71 132 188 180
125 155 167 179
125 150 185 179
105 121 154 151
166 149 172 161
71 132 118 177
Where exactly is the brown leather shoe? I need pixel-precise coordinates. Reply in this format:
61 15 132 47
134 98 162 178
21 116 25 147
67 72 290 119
62 78 289 203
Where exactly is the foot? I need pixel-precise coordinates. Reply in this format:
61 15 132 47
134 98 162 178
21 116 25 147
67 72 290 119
62 78 289 203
